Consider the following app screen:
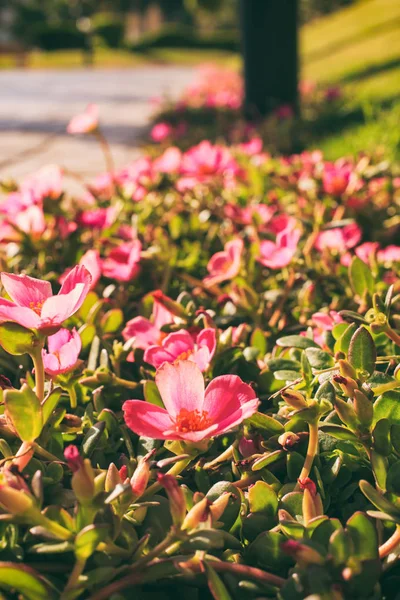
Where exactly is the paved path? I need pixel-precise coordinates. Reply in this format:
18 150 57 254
0 67 194 185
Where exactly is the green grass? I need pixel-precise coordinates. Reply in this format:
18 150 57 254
302 0 400 160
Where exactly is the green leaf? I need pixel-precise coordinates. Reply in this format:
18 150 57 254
100 309 124 334
0 563 56 600
248 481 278 527
273 370 300 382
4 384 43 442
374 391 400 426
280 491 304 520
276 335 320 349
346 512 378 560
82 421 106 457
315 381 336 405
0 322 39 356
203 561 232 600
75 524 110 561
246 412 284 434
250 328 267 356
349 256 375 297
42 388 62 425
386 461 400 495
246 531 293 572
319 424 359 442
370 449 387 492
348 327 376 378
329 528 353 565
206 482 241 530
359 480 400 517
143 380 164 408
305 348 334 370
372 419 392 456
334 322 358 355
267 358 301 373
252 450 285 471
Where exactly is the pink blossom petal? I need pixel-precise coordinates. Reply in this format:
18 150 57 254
155 360 204 417
203 374 258 423
123 400 174 439
122 316 161 347
40 283 87 325
1 273 52 308
0 299 41 329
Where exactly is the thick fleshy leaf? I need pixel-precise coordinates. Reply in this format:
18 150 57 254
0 322 39 356
348 326 376 378
4 384 43 442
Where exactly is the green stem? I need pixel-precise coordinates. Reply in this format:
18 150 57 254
296 420 319 488
68 384 78 410
36 514 73 541
30 347 45 402
114 376 140 390
61 559 86 599
385 327 400 347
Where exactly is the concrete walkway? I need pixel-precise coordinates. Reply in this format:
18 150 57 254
0 66 194 184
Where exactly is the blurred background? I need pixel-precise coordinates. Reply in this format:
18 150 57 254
0 0 399 180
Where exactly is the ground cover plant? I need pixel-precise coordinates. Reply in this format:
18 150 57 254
0 99 399 600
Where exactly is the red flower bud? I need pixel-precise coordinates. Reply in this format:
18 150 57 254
158 473 186 528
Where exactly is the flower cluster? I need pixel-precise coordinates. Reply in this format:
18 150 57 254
0 88 398 600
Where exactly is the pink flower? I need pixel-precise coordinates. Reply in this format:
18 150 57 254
322 163 353 196
377 245 400 263
311 310 343 346
67 104 99 134
177 141 241 191
225 203 275 228
42 328 82 376
77 206 116 230
153 147 182 173
204 239 243 288
22 164 63 202
341 242 379 267
144 328 216 371
60 250 102 290
151 122 173 143
12 205 46 239
315 223 362 252
258 228 301 269
122 298 174 350
123 360 259 442
0 265 92 335
101 240 141 282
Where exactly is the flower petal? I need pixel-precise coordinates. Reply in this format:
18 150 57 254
123 400 173 439
40 283 86 326
203 375 257 422
58 265 92 297
0 299 41 329
155 360 204 417
1 273 52 308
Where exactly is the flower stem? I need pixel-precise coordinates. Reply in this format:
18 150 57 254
379 525 400 558
68 384 78 410
30 347 45 402
296 420 319 488
61 559 85 599
385 327 400 347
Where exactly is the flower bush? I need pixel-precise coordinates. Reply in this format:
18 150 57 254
0 98 399 599
149 65 344 153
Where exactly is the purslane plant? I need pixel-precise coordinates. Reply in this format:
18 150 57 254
0 102 398 599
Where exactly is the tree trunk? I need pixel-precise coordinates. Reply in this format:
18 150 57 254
240 0 299 119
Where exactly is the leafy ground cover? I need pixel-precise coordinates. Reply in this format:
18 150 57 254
0 97 398 599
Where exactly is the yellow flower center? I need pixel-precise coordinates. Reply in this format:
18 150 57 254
175 349 194 362
175 408 211 433
29 301 44 316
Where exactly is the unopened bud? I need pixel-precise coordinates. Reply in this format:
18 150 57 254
152 290 187 319
0 483 34 515
281 389 308 410
281 540 324 566
130 451 154 498
239 437 258 457
105 463 123 492
182 497 210 530
278 509 296 522
278 431 300 450
64 445 95 504
333 375 358 398
158 473 186 528
338 360 357 380
209 492 232 523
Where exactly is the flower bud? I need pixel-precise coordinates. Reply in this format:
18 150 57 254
182 497 210 530
239 437 258 457
281 540 324 566
105 463 122 492
333 375 358 398
152 290 187 319
0 478 34 515
353 389 373 428
209 492 232 523
338 359 357 380
278 431 300 450
281 389 308 410
158 473 186 528
130 451 154 498
64 445 95 504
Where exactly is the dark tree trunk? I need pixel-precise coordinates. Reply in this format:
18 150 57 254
240 0 299 120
